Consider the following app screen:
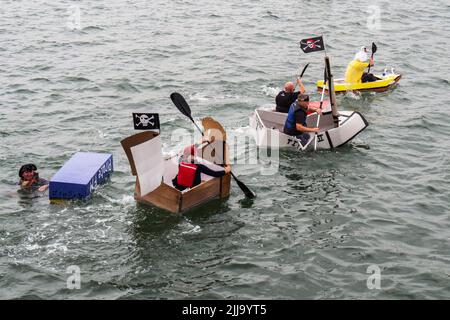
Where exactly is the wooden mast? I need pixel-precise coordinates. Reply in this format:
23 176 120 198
325 56 339 128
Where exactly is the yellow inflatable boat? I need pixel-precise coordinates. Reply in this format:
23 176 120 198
317 73 402 93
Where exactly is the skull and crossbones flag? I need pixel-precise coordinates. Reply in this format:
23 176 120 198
132 113 160 130
299 36 325 53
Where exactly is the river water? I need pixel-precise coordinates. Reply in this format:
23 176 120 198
1 0 449 299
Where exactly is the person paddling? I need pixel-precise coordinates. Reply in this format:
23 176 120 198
283 94 321 145
172 144 231 191
275 78 306 113
344 46 378 83
18 163 49 192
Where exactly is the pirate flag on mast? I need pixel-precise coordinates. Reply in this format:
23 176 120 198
299 36 325 53
133 113 160 131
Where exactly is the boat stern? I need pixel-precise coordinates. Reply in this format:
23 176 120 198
324 111 369 148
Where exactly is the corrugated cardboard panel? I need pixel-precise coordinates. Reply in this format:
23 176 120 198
181 178 221 211
121 131 158 176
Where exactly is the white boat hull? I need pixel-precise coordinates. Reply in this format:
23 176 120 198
249 107 368 151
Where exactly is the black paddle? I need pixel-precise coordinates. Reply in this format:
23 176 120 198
300 63 310 78
170 92 256 199
367 42 377 73
293 63 310 90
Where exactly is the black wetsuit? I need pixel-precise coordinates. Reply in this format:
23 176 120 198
172 164 226 191
275 91 300 113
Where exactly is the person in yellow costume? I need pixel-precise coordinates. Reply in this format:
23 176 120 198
345 46 379 83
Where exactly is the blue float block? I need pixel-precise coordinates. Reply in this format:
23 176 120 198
49 152 113 200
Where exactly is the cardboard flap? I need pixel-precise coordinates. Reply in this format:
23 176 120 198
121 131 158 176
202 117 227 141
201 117 229 165
130 135 164 196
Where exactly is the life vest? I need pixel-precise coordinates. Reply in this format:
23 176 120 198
177 162 198 188
284 103 306 135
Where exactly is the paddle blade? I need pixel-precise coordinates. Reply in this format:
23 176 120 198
231 172 256 199
170 92 192 119
372 42 377 54
300 63 310 78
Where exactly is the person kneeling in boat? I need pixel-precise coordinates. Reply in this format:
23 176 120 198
275 78 306 113
283 94 321 145
18 163 49 192
172 144 231 191
345 46 378 83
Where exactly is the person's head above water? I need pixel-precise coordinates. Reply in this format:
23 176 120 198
19 163 37 180
18 163 48 191
284 81 295 93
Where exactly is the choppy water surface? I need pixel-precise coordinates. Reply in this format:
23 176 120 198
1 0 450 299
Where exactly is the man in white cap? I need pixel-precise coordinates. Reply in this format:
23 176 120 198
344 46 378 83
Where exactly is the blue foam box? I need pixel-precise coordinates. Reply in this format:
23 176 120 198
49 152 113 200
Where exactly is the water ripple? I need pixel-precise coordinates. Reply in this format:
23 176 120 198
0 0 449 300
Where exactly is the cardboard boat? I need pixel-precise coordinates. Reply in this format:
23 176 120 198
250 56 369 151
120 117 231 214
249 107 368 151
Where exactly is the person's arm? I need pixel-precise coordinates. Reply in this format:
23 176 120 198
20 176 38 189
296 123 319 133
38 184 49 192
369 57 374 67
296 78 306 94
196 164 226 178
307 105 322 114
37 178 49 192
355 60 370 72
361 61 370 69
20 180 33 188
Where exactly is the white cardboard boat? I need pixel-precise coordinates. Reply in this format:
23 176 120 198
249 107 368 150
250 56 369 151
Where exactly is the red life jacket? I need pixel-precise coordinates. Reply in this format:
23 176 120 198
177 162 198 188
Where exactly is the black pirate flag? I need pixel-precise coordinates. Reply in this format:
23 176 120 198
299 36 325 53
132 113 160 130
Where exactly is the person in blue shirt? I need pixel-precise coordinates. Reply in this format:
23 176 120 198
283 94 321 145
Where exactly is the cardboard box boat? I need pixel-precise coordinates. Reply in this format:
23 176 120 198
120 118 231 214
